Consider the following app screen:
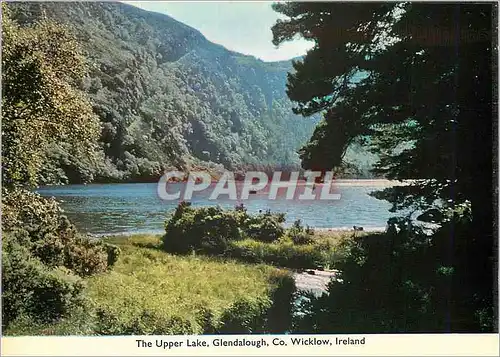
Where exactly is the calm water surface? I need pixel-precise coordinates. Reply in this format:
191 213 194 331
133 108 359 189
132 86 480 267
37 182 394 235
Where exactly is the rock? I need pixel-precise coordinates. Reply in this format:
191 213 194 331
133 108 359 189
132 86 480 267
293 269 338 297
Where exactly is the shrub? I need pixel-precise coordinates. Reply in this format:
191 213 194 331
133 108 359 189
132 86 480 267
2 188 66 235
217 298 270 334
2 236 86 329
30 266 87 322
288 219 315 245
103 243 121 268
293 214 495 333
2 188 120 331
264 271 296 333
163 203 292 254
2 188 117 276
162 202 244 254
63 237 109 277
161 203 342 270
290 231 315 245
244 211 285 243
216 271 296 334
228 238 332 270
2 238 38 327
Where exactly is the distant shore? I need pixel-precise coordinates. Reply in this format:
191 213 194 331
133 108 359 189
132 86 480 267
40 177 414 186
332 179 411 186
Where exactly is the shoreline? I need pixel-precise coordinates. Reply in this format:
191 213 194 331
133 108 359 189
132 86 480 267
88 226 387 238
332 179 411 186
88 221 442 239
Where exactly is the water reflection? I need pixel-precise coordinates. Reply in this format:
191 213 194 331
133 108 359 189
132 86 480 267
37 183 393 235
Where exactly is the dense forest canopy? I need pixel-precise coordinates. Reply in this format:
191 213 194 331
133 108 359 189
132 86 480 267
6 2 377 184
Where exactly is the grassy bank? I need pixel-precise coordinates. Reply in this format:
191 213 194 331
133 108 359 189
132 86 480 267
89 235 295 334
5 234 295 335
228 230 351 270
4 202 358 336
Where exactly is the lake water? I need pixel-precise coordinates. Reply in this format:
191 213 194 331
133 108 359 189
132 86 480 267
37 182 395 236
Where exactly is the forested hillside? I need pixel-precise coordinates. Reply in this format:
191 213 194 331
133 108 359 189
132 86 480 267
9 2 374 183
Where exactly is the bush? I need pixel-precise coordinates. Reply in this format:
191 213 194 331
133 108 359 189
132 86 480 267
288 219 315 245
103 243 121 268
217 271 296 334
264 271 296 333
163 202 244 255
163 203 291 254
2 237 86 329
244 211 285 243
2 188 120 330
30 267 86 322
2 188 65 234
228 238 333 270
161 203 342 270
2 188 117 276
217 298 270 334
63 237 109 277
293 215 495 333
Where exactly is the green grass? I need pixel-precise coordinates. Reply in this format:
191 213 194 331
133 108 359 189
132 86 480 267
5 231 353 335
228 230 356 270
5 234 294 335
86 234 283 332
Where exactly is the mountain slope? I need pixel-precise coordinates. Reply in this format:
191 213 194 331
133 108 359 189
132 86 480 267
10 2 323 183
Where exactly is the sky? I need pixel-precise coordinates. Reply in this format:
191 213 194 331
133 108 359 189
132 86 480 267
124 1 314 62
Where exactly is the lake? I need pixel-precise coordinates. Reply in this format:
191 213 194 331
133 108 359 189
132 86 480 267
37 181 396 235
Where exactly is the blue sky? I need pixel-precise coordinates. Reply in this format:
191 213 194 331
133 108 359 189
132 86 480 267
124 1 314 62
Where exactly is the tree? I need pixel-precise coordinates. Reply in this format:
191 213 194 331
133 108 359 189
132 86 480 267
1 6 116 330
2 4 100 188
273 2 496 331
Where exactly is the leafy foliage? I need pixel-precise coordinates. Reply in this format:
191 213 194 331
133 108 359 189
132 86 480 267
163 202 244 255
1 189 119 331
1 188 121 331
1 8 122 332
273 2 496 331
1 4 100 187
294 213 494 333
2 188 118 277
163 203 286 254
2 237 87 328
244 210 286 243
163 203 343 269
288 219 315 245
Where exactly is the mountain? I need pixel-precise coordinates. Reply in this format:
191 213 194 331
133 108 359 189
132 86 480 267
9 2 375 183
